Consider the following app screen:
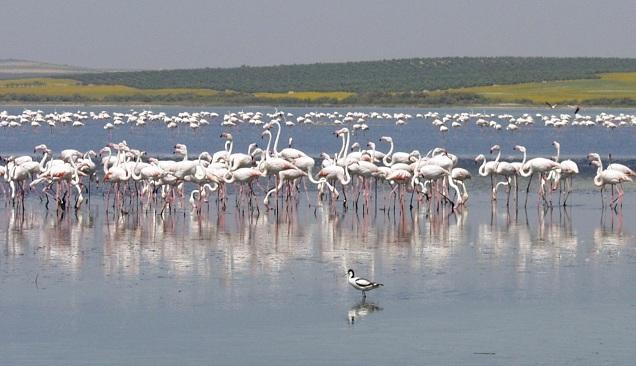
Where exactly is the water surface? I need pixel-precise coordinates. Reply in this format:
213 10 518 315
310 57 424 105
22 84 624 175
1 106 636 365
1 189 635 365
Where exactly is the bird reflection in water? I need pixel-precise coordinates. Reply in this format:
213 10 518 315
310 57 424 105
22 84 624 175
2 190 634 292
594 208 629 259
347 298 382 325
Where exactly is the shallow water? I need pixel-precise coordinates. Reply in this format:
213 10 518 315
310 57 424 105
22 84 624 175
1 187 635 365
1 106 636 159
1 105 636 365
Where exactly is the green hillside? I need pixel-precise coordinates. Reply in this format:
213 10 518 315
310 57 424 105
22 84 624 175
65 57 636 93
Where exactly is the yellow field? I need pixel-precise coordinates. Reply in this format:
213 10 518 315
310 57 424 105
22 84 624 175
254 91 354 101
2 73 636 105
449 72 636 103
0 78 355 102
0 78 218 99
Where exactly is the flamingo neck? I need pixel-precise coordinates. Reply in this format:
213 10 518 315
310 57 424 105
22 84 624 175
131 164 142 180
478 158 487 176
272 121 281 157
306 166 321 184
593 169 603 187
181 147 188 162
341 162 351 185
264 132 272 159
337 132 346 160
103 149 112 173
38 151 49 170
520 150 526 166
447 174 462 203
370 144 377 163
383 140 394 166
342 130 350 161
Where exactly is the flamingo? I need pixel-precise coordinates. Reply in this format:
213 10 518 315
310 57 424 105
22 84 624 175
589 159 632 208
489 145 517 205
379 136 418 166
518 146 560 206
550 141 579 205
474 151 497 192
451 167 471 203
607 153 636 177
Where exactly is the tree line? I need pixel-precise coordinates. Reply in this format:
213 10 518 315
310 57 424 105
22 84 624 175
2 91 636 107
63 57 636 93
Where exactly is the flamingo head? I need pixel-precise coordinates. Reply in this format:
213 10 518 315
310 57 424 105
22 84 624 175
552 141 560 148
474 154 485 164
199 152 212 162
489 145 500 154
429 147 442 156
587 153 601 162
174 144 187 155
379 136 392 143
513 145 526 153
251 148 263 159
334 127 348 137
34 144 48 153
367 141 376 149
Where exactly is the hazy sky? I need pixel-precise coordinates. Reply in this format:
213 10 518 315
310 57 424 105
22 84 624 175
2 0 634 70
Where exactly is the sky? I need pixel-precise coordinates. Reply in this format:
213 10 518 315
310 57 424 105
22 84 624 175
1 0 634 70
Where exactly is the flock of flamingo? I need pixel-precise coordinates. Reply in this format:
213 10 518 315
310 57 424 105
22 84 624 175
1 111 634 215
2 108 636 132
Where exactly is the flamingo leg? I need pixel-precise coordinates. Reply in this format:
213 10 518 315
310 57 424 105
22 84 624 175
524 173 533 207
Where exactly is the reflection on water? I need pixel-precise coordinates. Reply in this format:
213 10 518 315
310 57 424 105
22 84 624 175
1 192 634 286
348 298 382 325
2 191 636 365
594 209 631 260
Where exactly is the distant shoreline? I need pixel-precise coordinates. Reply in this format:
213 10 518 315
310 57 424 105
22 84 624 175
1 102 636 110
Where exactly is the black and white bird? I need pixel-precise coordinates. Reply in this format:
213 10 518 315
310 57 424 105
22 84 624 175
347 269 383 297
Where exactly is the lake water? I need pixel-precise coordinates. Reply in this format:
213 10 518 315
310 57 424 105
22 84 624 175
1 106 636 365
1 106 636 159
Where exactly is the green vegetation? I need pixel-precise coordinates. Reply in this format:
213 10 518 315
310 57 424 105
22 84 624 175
254 91 354 101
0 78 491 105
2 58 636 106
450 72 636 105
65 57 636 93
0 78 222 103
